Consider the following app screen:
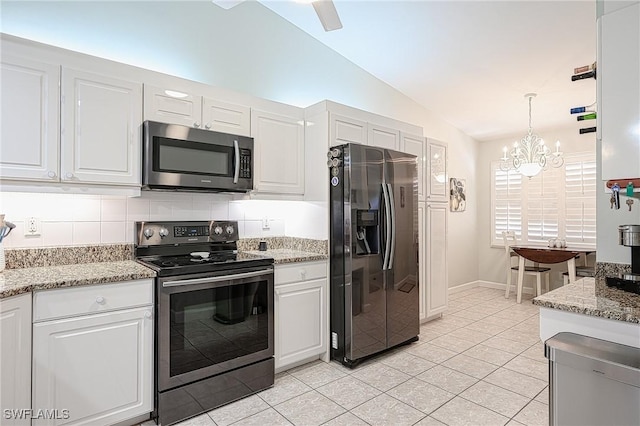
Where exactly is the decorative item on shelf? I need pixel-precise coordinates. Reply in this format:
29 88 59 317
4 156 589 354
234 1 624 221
570 102 596 114
579 127 597 134
449 178 466 212
499 93 563 178
573 62 596 75
577 112 596 121
571 68 596 81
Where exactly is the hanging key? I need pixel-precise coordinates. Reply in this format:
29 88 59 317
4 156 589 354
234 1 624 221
612 183 621 210
610 194 616 209
627 199 634 211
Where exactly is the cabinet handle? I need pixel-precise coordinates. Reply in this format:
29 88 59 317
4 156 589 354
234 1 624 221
300 269 307 279
144 311 152 319
205 123 211 130
47 171 57 179
65 172 74 180
194 121 201 128
96 296 106 305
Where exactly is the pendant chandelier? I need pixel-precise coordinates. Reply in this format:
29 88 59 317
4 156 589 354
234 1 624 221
500 93 563 178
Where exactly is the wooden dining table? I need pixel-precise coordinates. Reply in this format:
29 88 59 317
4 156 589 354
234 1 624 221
511 245 595 303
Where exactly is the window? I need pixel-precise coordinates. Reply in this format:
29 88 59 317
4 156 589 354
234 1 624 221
491 152 596 248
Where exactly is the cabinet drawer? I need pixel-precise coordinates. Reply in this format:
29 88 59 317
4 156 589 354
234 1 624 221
275 261 327 285
34 279 153 322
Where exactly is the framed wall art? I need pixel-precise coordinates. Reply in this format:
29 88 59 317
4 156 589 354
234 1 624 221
450 177 466 212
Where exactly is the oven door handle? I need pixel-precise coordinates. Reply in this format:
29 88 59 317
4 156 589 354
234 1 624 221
233 139 240 184
162 269 271 287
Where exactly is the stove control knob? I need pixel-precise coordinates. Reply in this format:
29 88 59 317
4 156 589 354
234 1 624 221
214 226 223 235
226 225 235 235
159 227 169 238
143 228 155 239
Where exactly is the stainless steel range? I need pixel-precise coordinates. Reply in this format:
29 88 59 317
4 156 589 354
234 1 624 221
135 220 274 426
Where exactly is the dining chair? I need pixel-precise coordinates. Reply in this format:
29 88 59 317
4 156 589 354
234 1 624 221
562 252 595 284
502 231 551 299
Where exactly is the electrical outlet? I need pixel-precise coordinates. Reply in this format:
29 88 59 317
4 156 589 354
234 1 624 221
25 217 41 236
262 217 270 230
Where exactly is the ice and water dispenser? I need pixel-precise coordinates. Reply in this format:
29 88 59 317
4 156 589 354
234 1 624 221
354 209 379 255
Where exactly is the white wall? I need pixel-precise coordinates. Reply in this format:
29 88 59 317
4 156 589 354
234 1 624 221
478 127 597 289
0 1 479 286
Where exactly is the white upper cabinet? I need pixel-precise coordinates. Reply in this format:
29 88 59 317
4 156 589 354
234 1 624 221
202 98 251 136
368 123 400 151
331 113 367 146
251 108 305 195
62 68 142 185
0 55 60 181
401 133 425 201
144 85 251 137
426 138 448 202
143 85 202 128
598 1 640 180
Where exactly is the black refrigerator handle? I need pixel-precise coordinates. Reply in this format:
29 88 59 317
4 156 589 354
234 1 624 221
381 183 392 270
387 183 396 270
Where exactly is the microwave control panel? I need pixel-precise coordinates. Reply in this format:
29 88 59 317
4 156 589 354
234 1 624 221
239 149 252 179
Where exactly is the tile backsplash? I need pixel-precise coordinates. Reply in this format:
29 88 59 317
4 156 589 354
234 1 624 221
0 192 327 248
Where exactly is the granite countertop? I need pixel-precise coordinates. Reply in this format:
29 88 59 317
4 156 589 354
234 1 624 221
533 277 640 324
0 261 156 299
240 248 327 264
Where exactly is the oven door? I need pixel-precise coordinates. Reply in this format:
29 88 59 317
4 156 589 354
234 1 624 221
157 265 274 392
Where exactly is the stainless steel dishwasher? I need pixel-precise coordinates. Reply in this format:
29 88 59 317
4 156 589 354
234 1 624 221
545 332 640 426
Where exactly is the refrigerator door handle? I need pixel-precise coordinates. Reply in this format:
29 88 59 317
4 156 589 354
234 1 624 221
382 183 392 270
387 183 396 270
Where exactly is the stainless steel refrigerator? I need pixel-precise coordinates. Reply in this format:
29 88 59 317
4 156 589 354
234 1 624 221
328 143 419 367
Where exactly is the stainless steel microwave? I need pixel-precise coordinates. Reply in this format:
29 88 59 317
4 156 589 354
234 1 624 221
142 121 253 192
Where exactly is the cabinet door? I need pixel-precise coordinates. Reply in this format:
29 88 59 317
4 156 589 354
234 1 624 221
425 203 448 318
426 139 448 202
0 294 32 426
600 2 640 179
251 109 305 194
368 123 400 151
418 203 426 321
330 113 367 146
202 97 251 137
62 69 142 185
275 278 327 370
401 133 425 201
33 306 153 426
0 56 59 181
143 84 202 128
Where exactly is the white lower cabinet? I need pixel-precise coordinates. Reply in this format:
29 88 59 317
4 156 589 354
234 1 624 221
0 293 32 426
274 261 328 371
425 203 448 319
419 202 448 322
32 280 153 426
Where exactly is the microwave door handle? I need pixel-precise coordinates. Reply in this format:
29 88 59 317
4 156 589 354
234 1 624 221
233 139 240 184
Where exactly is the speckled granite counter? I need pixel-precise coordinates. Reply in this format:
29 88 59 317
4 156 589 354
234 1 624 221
533 277 640 324
0 261 156 299
240 248 327 264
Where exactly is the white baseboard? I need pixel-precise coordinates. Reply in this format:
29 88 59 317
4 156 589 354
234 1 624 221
449 280 535 295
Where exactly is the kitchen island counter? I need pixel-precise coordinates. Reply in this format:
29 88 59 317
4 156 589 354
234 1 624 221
534 277 640 349
0 260 156 299
533 277 640 324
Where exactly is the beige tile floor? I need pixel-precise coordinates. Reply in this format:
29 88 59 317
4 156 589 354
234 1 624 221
170 287 549 426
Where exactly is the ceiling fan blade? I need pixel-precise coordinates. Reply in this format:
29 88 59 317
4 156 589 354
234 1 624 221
312 0 343 31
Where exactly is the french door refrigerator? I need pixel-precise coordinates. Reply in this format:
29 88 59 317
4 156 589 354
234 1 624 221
328 143 419 367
